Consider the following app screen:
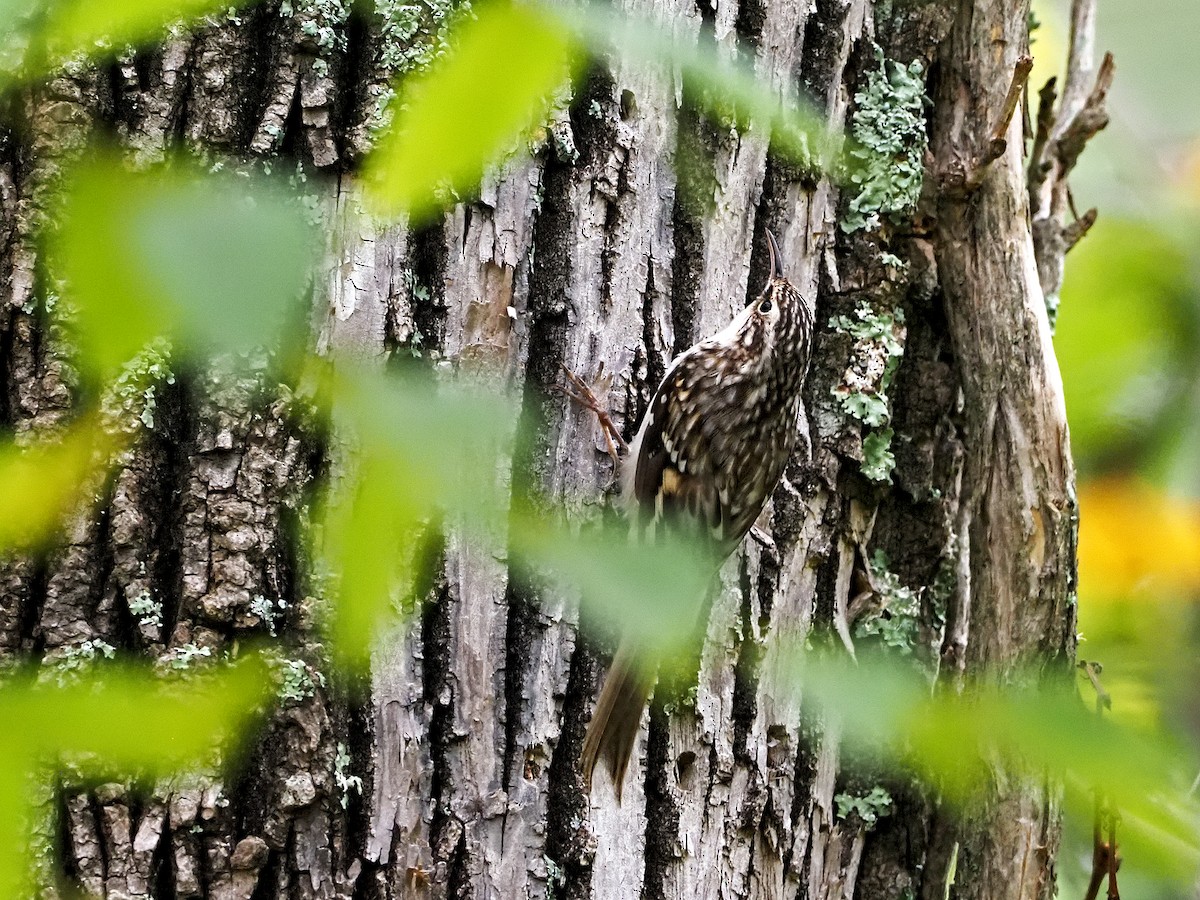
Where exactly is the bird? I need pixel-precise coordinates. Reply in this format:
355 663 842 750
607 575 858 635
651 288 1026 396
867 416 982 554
573 229 815 797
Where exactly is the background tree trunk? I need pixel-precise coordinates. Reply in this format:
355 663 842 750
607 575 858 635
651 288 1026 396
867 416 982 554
0 0 1082 897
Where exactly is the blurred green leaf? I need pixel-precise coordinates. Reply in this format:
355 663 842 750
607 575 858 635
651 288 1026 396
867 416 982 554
319 368 517 668
320 452 429 671
794 651 1200 880
1 0 255 85
0 656 270 896
317 367 721 670
1057 218 1193 472
45 0 249 52
510 508 717 663
0 415 117 551
563 3 824 164
366 1 579 218
5 655 270 764
0 745 34 900
52 151 317 377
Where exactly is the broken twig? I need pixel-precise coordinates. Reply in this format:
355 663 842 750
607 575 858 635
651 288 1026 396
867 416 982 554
942 55 1034 196
1079 661 1120 900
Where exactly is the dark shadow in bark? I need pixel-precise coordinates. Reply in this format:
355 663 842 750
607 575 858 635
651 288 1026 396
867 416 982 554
154 820 180 900
18 557 49 656
798 0 851 109
0 308 14 430
569 64 618 170
543 636 604 900
422 565 470 896
789 704 822 893
337 5 372 166
157 385 190 642
239 5 284 153
734 0 768 52
730 557 760 764
277 85 307 171
669 98 717 357
640 697 677 900
247 845 277 900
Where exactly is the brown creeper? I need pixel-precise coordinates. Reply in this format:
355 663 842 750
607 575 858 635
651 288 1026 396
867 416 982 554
580 230 815 796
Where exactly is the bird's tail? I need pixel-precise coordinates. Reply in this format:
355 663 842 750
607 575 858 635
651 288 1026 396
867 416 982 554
580 641 656 801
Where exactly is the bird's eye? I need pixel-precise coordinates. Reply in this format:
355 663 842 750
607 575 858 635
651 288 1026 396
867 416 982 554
758 298 773 314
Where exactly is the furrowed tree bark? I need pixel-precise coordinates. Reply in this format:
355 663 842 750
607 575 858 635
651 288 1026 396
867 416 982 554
0 0 1091 896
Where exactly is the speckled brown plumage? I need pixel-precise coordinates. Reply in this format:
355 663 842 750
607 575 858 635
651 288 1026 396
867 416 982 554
581 231 814 797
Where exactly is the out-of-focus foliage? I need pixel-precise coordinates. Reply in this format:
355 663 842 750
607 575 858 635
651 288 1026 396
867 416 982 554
0 0 255 83
0 0 830 887
316 365 518 669
797 652 1199 879
1041 0 1200 893
1078 479 1200 601
0 0 1198 895
52 153 318 379
364 0 827 220
0 659 272 896
1056 223 1192 471
366 2 581 217
0 415 116 549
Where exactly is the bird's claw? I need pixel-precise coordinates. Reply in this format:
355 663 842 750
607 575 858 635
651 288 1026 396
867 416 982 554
557 363 629 465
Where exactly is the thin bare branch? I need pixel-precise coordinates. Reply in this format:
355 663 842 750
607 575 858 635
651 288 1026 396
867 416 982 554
1064 207 1098 251
1027 0 1114 310
1027 77 1058 211
1080 662 1120 900
991 55 1034 150
943 55 1034 196
1053 0 1100 146
1057 52 1115 172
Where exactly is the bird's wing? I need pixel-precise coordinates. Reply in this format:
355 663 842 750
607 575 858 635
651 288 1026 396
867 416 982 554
629 351 728 551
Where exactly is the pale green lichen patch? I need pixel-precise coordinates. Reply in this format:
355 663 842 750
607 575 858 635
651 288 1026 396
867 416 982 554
334 742 363 808
164 643 213 670
281 0 351 76
269 654 324 703
861 429 896 483
129 591 164 630
100 339 176 437
249 594 288 636
841 47 927 234
51 640 117 686
830 303 906 482
366 0 471 131
835 785 893 828
375 0 465 75
855 550 921 654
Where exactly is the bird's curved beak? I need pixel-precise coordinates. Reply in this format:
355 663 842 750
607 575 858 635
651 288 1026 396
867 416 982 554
765 230 783 283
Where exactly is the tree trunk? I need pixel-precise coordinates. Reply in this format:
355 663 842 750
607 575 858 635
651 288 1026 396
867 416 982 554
0 0 1084 897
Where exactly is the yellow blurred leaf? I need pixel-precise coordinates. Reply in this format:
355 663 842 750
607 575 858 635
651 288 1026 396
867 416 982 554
0 416 118 551
1078 478 1200 599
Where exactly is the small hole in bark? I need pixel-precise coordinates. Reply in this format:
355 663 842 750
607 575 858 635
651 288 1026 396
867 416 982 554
674 751 697 789
766 725 790 770
620 89 637 121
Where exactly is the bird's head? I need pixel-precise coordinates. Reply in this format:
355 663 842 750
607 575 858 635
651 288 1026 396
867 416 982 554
732 230 811 372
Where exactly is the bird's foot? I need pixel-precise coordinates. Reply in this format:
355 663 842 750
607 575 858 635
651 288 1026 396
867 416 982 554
557 363 629 466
